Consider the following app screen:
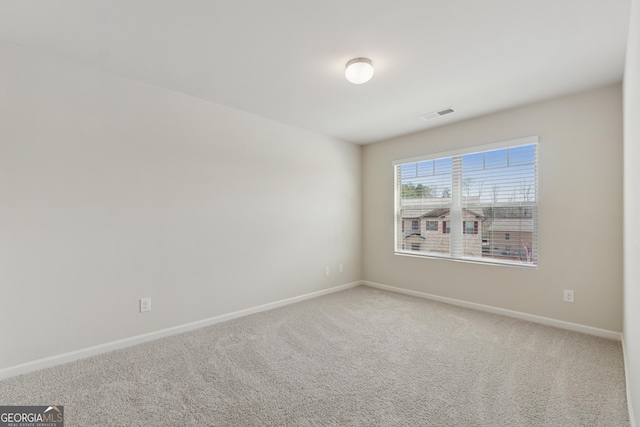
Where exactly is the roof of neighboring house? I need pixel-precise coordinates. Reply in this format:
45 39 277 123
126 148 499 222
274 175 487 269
402 212 422 219
413 208 484 219
420 208 450 218
487 218 534 233
404 233 425 240
402 211 426 218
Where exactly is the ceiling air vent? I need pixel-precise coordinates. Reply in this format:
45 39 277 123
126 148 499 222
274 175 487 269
419 107 457 121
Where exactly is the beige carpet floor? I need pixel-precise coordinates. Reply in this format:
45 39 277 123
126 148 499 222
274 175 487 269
0 286 630 426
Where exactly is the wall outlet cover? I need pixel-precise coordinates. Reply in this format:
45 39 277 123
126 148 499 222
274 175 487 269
563 290 574 303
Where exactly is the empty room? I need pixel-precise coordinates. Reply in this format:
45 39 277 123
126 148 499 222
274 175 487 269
1 1 639 426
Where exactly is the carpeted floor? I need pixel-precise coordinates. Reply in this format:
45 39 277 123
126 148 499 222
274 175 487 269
0 286 630 426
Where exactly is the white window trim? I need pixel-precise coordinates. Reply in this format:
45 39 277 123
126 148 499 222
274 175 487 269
393 136 539 268
392 135 538 166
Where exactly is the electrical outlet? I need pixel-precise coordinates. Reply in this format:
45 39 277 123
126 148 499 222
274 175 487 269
140 297 151 312
324 266 330 276
339 264 344 273
563 290 574 303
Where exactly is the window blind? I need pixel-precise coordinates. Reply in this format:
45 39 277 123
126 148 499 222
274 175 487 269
394 137 538 267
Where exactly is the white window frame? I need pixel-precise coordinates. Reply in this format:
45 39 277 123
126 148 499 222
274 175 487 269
393 136 538 268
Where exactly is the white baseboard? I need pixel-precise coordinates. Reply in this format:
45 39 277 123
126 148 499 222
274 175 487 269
363 281 622 341
622 336 638 427
0 281 362 381
1 279 625 383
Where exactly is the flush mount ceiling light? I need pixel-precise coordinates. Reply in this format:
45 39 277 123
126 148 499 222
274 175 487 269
345 58 374 84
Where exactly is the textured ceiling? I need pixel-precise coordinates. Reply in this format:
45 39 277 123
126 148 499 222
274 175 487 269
0 0 631 143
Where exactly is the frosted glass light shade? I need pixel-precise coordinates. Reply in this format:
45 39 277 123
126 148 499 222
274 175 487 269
345 58 374 84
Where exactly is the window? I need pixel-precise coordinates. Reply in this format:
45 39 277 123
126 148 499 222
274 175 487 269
463 221 478 235
394 136 538 267
411 220 419 230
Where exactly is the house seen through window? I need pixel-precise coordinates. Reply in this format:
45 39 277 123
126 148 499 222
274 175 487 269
394 137 538 266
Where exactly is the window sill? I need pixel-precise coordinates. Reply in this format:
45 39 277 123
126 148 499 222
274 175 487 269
394 250 538 269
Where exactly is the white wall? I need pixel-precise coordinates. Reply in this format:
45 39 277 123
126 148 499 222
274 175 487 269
0 44 362 371
363 84 623 332
624 0 640 424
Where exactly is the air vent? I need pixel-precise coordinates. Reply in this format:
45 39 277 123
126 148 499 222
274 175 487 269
419 107 457 121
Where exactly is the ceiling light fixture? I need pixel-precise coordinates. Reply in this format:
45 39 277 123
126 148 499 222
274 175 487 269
345 58 374 84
